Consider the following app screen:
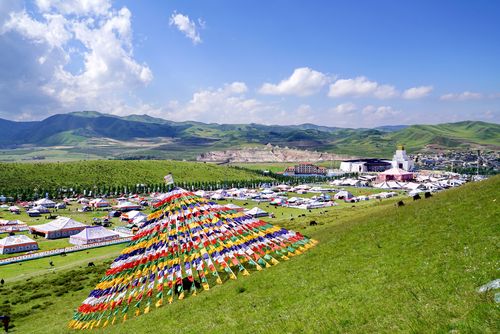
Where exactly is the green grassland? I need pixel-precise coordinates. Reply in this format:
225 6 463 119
0 176 498 333
0 160 271 195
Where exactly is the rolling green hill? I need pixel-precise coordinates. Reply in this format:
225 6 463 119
0 111 498 160
1 175 498 333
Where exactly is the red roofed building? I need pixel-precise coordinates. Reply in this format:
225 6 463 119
284 163 327 176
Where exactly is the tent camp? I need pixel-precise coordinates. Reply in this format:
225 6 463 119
0 235 38 254
34 198 56 208
244 207 268 218
69 226 120 245
30 217 87 239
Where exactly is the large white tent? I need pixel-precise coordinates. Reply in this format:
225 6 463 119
114 201 142 211
30 217 87 239
0 235 38 254
69 226 120 245
34 198 56 208
244 207 268 217
89 198 110 208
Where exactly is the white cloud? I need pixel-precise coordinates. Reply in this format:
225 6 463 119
332 102 357 114
402 85 433 99
35 0 111 16
259 67 328 96
328 76 398 99
0 2 152 117
363 105 399 117
160 82 268 123
169 12 202 45
440 91 483 101
2 11 71 48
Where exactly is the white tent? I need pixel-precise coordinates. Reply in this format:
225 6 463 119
224 203 244 211
334 190 354 200
114 201 142 211
0 219 24 226
0 235 38 254
30 217 87 239
90 198 110 208
34 198 56 208
69 226 120 245
373 182 391 189
31 205 50 213
8 205 20 213
210 193 224 200
121 210 146 222
244 207 268 217
194 190 207 198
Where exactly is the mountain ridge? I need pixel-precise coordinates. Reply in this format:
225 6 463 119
0 111 498 159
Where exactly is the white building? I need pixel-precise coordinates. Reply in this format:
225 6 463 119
391 145 414 171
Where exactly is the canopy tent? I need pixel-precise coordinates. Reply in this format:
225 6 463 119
120 210 147 222
34 198 56 208
0 219 22 226
0 235 38 254
114 201 142 212
223 203 244 212
69 188 316 330
31 205 50 213
90 198 110 208
30 216 87 239
69 226 120 245
244 206 268 217
334 190 354 200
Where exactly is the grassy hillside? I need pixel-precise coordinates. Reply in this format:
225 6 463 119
0 160 271 195
1 176 497 333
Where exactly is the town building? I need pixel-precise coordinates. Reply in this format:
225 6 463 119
283 163 327 176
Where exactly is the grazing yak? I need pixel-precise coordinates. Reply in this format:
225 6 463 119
424 192 433 198
396 200 405 207
412 194 421 201
309 221 318 226
174 277 201 295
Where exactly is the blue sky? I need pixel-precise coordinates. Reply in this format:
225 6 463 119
0 0 499 127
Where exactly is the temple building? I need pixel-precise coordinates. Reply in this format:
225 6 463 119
391 145 414 171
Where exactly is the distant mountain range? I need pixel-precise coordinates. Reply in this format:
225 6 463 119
0 111 498 160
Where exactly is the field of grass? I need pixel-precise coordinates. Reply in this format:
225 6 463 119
0 176 497 333
0 160 271 195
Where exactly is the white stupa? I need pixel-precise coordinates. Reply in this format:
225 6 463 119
391 145 414 171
